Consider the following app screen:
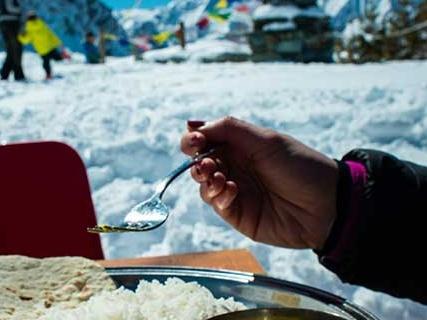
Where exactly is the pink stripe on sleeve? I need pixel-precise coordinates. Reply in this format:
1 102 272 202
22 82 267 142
325 161 367 262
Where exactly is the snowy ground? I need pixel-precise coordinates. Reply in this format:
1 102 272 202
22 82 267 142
1 52 427 319
143 39 251 63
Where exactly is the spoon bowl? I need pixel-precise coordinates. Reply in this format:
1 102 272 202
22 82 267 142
124 196 169 229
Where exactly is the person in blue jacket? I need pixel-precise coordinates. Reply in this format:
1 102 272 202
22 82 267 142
83 31 100 64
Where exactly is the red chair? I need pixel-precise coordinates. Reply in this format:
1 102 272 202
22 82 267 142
0 141 104 259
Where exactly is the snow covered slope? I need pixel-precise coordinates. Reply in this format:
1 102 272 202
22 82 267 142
0 0 126 54
116 0 256 44
116 0 213 38
116 0 390 39
1 53 427 320
324 0 360 30
324 0 422 30
115 8 162 38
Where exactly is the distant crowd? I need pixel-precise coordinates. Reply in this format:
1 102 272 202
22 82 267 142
1 0 101 81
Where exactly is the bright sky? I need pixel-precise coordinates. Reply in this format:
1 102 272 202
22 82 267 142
101 0 170 9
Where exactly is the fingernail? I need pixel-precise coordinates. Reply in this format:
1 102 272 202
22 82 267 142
187 120 205 128
189 134 201 147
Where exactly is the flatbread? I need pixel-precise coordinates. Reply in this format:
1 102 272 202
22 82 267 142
0 256 116 320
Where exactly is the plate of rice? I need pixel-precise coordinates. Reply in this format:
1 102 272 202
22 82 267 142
0 256 379 320
37 266 379 320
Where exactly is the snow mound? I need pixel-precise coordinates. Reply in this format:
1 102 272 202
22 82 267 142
253 4 326 21
143 39 251 63
263 21 296 32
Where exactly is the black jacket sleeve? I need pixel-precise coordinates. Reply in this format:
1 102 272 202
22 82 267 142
317 149 427 304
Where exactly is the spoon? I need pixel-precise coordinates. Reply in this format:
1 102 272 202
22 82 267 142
88 148 216 233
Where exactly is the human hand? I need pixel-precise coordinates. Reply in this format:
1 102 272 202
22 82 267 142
181 117 338 250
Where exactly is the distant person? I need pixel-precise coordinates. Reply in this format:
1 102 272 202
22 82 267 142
82 31 100 64
0 0 25 81
18 12 70 80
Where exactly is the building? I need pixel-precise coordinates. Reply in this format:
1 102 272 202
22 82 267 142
248 0 334 62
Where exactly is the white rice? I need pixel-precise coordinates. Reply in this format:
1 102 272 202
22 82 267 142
37 277 247 320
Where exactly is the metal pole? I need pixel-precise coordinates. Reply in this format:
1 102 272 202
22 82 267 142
99 26 106 63
178 22 186 49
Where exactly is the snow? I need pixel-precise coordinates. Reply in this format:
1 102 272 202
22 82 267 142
161 0 210 27
227 12 254 35
263 21 296 32
323 0 415 32
253 4 326 21
1 52 427 320
253 4 301 21
176 0 210 27
143 39 251 62
342 18 363 42
114 1 212 39
377 0 393 21
115 8 161 37
324 0 349 16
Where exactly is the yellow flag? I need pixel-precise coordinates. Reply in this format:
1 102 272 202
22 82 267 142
208 14 226 23
208 11 231 23
215 0 228 9
152 31 172 44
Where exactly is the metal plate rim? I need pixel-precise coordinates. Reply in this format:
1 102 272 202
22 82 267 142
106 265 379 320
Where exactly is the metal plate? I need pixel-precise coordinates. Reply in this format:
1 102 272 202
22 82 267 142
107 266 379 320
208 307 348 320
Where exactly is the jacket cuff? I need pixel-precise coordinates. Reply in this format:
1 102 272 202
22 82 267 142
316 159 367 274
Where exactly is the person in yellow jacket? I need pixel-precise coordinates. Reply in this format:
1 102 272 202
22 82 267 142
18 12 70 79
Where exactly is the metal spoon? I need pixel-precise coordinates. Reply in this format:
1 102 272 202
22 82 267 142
88 148 216 233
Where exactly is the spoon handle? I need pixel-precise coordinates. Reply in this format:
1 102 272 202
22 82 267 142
157 148 217 198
